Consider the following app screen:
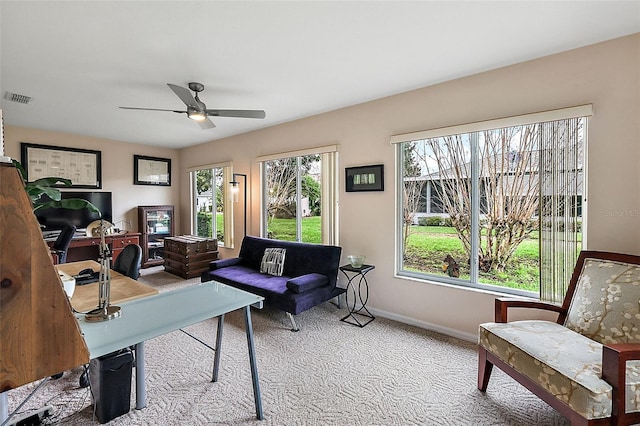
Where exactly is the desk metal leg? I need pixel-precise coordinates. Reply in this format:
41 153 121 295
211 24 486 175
135 342 147 410
212 314 224 382
244 306 264 420
0 391 7 424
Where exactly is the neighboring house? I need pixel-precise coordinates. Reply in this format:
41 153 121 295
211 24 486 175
408 148 584 224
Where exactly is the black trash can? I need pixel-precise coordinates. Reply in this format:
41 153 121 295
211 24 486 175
89 348 133 424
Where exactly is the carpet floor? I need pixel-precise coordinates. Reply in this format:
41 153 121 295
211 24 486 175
5 267 569 425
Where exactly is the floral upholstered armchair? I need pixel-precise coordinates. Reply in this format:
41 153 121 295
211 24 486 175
478 251 640 425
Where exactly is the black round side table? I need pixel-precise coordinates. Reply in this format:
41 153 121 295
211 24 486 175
339 264 375 327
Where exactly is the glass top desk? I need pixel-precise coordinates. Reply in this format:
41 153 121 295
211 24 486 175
77 280 265 420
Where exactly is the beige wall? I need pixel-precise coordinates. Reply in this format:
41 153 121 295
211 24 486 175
4 127 180 232
4 34 638 340
180 33 640 340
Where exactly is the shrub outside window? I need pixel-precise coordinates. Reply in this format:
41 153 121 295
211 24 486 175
259 146 338 245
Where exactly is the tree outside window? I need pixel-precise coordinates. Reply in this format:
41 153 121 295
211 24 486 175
264 155 322 243
399 117 584 298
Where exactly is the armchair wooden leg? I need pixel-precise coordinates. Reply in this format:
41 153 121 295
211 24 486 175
477 346 493 392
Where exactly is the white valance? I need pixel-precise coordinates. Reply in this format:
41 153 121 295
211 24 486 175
187 161 232 172
390 104 593 144
256 144 338 163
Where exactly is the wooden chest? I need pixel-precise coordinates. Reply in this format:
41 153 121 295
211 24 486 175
164 235 218 279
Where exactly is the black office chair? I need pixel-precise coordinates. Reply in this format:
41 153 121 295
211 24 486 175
113 243 142 280
52 224 76 264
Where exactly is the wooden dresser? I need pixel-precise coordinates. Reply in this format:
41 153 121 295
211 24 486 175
47 232 141 264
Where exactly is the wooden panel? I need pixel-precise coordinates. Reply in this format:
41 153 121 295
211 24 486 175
164 235 218 255
164 265 210 279
46 233 140 263
164 250 219 263
0 163 90 392
164 255 217 272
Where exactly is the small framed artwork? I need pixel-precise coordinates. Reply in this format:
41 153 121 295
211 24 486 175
21 142 102 188
134 155 171 186
345 164 384 192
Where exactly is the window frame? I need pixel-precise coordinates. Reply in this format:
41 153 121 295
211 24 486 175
188 162 233 248
392 105 592 298
258 145 339 245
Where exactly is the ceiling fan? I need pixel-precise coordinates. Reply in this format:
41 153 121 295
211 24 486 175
119 82 266 129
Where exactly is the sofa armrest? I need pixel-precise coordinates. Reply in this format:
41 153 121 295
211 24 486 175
602 343 640 425
495 298 566 323
209 257 242 271
286 273 328 294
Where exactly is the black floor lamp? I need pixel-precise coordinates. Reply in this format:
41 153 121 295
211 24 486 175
230 173 247 239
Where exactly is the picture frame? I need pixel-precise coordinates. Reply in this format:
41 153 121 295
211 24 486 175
345 164 384 192
134 155 171 186
20 142 102 188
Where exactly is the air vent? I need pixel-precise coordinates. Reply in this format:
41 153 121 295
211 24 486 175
4 92 32 104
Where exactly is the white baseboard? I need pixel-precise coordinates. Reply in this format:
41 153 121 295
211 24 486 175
367 307 478 343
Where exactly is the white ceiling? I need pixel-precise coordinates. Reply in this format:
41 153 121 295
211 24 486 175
1 1 639 149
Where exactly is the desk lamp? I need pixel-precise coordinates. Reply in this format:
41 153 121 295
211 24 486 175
85 218 121 322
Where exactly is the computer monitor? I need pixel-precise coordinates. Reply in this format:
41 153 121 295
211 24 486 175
35 191 113 232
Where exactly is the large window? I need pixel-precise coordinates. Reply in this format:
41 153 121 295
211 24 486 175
394 106 591 301
189 163 232 247
259 146 338 245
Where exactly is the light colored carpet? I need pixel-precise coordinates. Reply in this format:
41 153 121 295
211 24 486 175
6 267 569 425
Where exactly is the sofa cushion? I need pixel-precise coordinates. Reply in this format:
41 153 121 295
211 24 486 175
564 258 640 345
479 320 640 419
209 257 242 270
212 266 288 293
260 248 286 276
286 273 328 294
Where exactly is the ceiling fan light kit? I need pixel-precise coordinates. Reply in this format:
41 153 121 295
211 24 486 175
187 109 206 121
120 82 265 130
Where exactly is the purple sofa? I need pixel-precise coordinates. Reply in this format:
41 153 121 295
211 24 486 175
201 236 345 331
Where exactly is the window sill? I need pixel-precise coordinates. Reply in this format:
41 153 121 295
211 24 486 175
394 271 539 300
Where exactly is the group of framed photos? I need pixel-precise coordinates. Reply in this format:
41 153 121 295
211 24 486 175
21 142 384 193
20 143 171 187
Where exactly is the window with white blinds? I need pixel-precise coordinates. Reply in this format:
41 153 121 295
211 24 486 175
392 106 591 300
188 162 233 248
258 145 339 245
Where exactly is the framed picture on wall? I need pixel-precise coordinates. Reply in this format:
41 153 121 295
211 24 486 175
345 164 384 192
20 142 102 188
134 155 171 186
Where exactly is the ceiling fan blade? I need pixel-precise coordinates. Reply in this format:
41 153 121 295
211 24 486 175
167 83 199 109
120 106 186 113
197 117 216 129
205 109 266 119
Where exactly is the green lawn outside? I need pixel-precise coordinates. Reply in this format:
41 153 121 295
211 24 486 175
405 225 580 292
255 218 578 293
195 212 225 242
267 216 322 243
